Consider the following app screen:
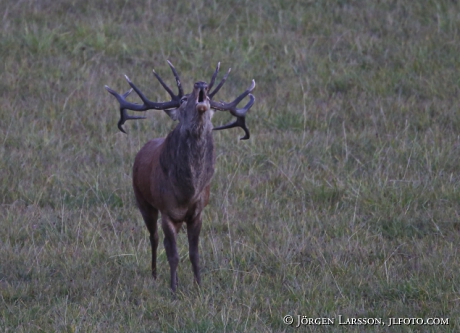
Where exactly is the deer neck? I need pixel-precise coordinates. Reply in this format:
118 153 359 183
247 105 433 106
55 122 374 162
161 123 215 202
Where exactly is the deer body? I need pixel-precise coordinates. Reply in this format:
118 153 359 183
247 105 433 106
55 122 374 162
133 133 214 220
106 62 255 292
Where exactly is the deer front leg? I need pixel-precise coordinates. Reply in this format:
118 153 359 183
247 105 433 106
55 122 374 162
187 214 202 286
162 216 180 292
139 207 159 279
148 215 159 279
134 188 160 279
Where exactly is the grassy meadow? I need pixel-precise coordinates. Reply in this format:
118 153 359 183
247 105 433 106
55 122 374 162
2 0 460 331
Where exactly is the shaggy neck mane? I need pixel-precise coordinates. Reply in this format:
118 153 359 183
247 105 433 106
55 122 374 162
160 123 215 202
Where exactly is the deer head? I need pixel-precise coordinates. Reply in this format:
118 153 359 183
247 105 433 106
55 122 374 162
104 61 256 139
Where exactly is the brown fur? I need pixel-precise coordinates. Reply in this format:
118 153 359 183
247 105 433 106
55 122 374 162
105 64 255 292
132 82 215 292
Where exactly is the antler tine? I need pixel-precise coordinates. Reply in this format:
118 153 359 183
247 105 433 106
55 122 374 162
211 80 256 140
166 60 184 98
151 69 174 98
104 86 147 133
209 67 231 98
118 108 146 134
207 62 220 92
105 76 181 112
210 80 255 115
150 61 184 101
213 114 251 140
105 63 184 133
124 75 177 110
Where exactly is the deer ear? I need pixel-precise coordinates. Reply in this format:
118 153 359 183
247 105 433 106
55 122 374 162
164 108 179 121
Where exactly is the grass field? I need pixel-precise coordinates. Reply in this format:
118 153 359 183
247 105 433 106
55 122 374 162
1 0 460 331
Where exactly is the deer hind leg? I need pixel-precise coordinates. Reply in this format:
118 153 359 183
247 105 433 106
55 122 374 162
162 216 181 292
138 205 159 279
187 214 202 286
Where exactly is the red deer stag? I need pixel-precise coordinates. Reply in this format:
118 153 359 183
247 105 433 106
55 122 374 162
105 61 255 292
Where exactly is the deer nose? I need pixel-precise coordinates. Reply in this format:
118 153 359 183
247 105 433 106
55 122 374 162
194 82 208 103
194 82 208 90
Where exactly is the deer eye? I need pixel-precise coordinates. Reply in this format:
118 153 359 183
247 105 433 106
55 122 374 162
180 97 188 104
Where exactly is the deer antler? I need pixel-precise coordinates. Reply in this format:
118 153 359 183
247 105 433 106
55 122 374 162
209 67 256 140
208 62 232 98
105 61 184 133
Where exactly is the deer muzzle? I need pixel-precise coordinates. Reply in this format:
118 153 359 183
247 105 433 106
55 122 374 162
194 81 210 114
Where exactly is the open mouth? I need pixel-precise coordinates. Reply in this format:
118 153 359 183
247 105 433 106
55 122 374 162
194 81 209 113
